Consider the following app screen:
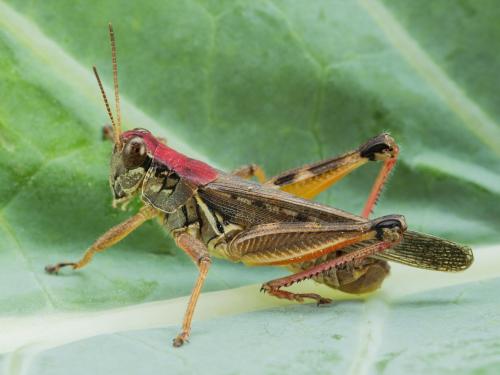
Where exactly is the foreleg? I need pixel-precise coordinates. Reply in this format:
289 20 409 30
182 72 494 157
45 205 157 273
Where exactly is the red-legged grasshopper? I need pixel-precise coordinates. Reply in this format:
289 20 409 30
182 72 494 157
45 25 473 347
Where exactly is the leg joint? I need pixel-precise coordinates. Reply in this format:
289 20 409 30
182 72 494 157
198 256 211 266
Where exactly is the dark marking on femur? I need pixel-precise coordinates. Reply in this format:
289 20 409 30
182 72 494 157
273 173 296 186
359 133 394 161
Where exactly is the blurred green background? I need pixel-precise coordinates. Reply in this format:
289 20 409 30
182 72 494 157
0 1 499 374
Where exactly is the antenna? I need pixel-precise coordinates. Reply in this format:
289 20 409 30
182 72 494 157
92 23 123 147
93 65 116 132
108 23 122 146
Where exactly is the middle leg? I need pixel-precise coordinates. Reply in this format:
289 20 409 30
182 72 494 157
172 231 212 347
231 163 267 183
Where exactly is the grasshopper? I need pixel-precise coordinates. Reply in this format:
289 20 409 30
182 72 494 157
46 25 473 347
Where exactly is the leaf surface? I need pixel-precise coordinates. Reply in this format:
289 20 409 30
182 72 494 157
0 1 499 373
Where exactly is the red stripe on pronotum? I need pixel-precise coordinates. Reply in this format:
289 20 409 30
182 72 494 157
122 129 218 186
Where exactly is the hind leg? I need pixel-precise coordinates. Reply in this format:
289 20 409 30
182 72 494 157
266 133 399 217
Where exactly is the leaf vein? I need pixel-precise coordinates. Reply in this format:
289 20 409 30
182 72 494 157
0 144 91 213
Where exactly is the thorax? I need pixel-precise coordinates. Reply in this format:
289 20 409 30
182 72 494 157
158 193 244 261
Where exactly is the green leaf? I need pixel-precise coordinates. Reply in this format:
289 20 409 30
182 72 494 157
0 0 499 374
12 278 500 375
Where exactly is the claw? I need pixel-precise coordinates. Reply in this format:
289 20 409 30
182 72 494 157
316 297 333 306
44 265 58 274
44 262 76 274
173 333 189 348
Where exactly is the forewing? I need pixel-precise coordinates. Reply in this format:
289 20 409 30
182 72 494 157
200 173 364 227
375 230 474 271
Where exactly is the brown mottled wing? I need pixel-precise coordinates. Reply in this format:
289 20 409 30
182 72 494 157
199 173 364 227
229 221 373 265
375 230 473 272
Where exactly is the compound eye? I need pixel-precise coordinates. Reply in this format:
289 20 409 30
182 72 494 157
122 136 147 169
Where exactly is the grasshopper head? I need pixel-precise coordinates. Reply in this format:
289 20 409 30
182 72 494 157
109 130 153 208
93 25 154 208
